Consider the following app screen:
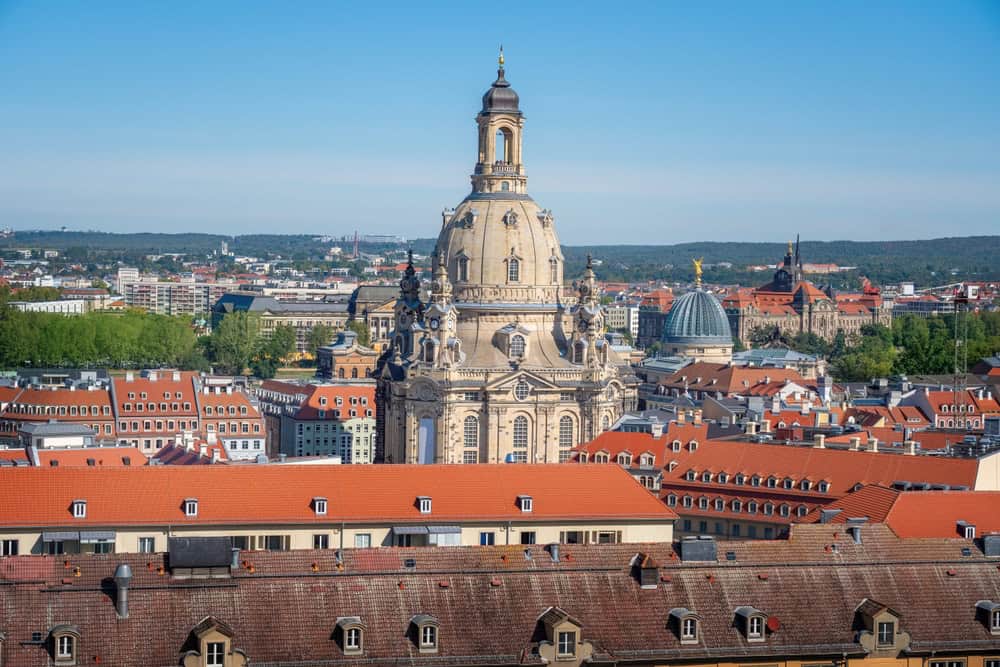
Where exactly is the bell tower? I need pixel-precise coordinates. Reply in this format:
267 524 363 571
472 47 527 195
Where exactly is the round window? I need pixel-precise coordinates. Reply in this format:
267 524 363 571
514 381 531 401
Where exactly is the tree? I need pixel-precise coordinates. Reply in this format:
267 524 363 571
251 324 296 379
307 323 337 356
347 319 371 347
209 312 260 375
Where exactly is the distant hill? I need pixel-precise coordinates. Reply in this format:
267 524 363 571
3 231 997 289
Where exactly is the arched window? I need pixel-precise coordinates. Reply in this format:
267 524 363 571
601 415 610 431
457 256 469 282
513 416 528 448
337 368 345 378
508 257 520 282
495 129 509 163
510 335 525 358
559 415 574 448
464 415 479 449
351 368 358 378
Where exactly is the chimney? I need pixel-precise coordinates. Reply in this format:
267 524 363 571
632 553 659 589
113 563 133 619
978 389 985 400
745 421 758 436
762 419 772 433
800 400 811 415
818 508 842 524
149 371 157 381
849 436 862 451
231 547 241 569
692 410 702 426
211 449 220 463
813 434 825 449
846 517 867 544
548 543 560 562
199 444 208 458
867 438 879 453
903 440 917 456
172 371 180 382
771 395 780 414
203 386 210 394
206 432 217 444
226 386 233 395
125 372 134 382
676 410 685 424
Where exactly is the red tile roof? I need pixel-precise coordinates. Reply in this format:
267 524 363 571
804 485 1000 538
36 448 147 468
112 371 199 417
0 463 675 528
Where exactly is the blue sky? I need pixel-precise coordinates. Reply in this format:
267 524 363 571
1 1 998 243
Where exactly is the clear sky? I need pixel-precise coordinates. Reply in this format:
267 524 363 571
1 1 998 244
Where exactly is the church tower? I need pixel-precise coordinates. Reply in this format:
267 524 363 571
376 52 638 465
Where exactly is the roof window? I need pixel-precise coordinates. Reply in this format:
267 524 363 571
734 606 770 642
314 497 328 515
518 495 533 513
71 500 87 519
184 498 198 517
417 496 432 514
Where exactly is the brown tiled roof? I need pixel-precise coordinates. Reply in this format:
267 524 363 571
2 526 999 665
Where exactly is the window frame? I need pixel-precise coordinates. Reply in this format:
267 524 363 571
420 624 438 650
876 620 894 647
205 640 226 667
556 630 576 658
56 634 75 660
747 614 765 640
681 616 698 642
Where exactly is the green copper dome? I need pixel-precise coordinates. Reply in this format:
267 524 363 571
661 289 732 346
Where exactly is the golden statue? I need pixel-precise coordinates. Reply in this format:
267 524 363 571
499 45 504 67
692 257 704 287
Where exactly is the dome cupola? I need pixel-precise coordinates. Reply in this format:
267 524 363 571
662 289 732 346
481 47 520 115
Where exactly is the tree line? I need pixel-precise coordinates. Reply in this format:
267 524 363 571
758 312 1000 382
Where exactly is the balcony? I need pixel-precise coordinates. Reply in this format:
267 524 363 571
491 162 518 176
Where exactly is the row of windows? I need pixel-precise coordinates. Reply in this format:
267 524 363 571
122 401 192 413
682 469 831 493
118 419 200 433
461 415 576 449
680 518 776 539
126 390 185 401
454 257 561 284
316 409 374 419
203 404 249 416
585 452 656 467
668 493 812 518
6 403 112 416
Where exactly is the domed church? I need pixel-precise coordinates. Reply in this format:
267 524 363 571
376 52 638 464
660 260 734 364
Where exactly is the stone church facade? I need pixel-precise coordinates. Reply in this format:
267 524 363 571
723 239 892 345
376 54 638 464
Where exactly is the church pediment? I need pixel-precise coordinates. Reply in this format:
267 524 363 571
484 369 560 392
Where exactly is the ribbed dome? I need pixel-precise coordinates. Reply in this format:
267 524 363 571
662 289 732 345
482 69 520 114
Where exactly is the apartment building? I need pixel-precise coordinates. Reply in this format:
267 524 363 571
0 464 676 556
212 293 351 352
256 380 376 462
0 385 117 445
123 280 232 316
196 386 265 461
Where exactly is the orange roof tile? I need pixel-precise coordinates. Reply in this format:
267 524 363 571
36 448 147 468
805 486 1000 539
0 464 675 528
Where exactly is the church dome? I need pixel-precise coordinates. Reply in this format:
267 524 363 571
482 70 520 114
662 289 732 345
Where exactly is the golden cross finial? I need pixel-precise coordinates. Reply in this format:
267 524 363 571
692 257 703 288
498 45 504 68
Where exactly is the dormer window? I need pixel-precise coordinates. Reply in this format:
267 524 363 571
818 481 830 493
783 477 794 489
49 625 80 665
417 496 432 514
510 334 526 358
617 453 632 466
685 470 696 481
701 471 712 483
735 607 768 642
671 440 681 452
336 617 366 655
669 608 701 644
72 500 87 519
976 601 1000 634
518 495 533 513
734 474 745 486
314 497 327 515
717 472 728 484
184 498 199 517
410 615 439 653
800 479 811 491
